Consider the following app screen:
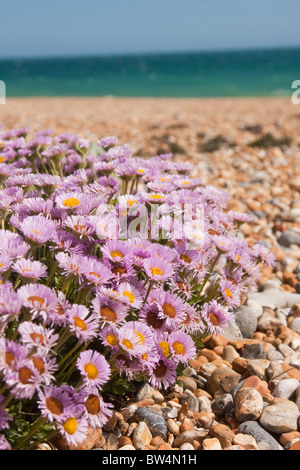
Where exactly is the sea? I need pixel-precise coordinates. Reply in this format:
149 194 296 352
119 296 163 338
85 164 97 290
0 47 300 98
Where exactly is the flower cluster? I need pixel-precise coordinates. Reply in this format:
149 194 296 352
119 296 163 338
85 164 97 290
0 126 275 449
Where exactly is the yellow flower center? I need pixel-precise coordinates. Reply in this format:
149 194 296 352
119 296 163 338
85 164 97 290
46 397 64 415
122 338 133 350
22 267 33 275
84 362 98 380
19 367 33 384
162 302 176 319
85 394 100 415
74 224 86 233
134 331 145 344
209 313 220 326
63 417 78 435
30 332 45 344
100 306 117 322
150 267 164 276
159 341 170 358
123 290 135 303
180 254 191 263
225 288 232 299
172 341 186 356
0 263 3 268
149 194 166 200
89 271 102 281
106 334 119 346
27 295 45 307
127 199 138 206
73 317 87 330
110 250 124 259
62 197 81 208
0 156 4 163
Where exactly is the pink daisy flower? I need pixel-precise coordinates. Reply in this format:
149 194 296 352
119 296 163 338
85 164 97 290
66 305 99 342
65 215 96 240
169 331 196 364
0 254 12 273
201 300 234 335
37 385 76 422
56 252 89 283
101 239 133 263
19 215 56 245
18 283 58 321
81 386 114 429
56 408 89 447
55 191 85 211
155 290 187 327
18 321 59 354
117 282 144 309
118 321 154 358
77 350 111 389
219 279 241 307
143 256 174 282
149 357 177 390
5 359 40 399
84 259 113 287
12 258 48 281
91 294 128 326
99 326 120 351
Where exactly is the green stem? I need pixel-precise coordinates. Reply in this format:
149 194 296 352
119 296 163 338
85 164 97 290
193 252 222 303
14 416 47 450
46 261 58 287
57 341 83 368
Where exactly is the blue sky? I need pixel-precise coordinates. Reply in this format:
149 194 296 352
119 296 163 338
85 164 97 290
1 0 300 59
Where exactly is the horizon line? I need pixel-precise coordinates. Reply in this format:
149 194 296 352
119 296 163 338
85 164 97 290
1 44 300 62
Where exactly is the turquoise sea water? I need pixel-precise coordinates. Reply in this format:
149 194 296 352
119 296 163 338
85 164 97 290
0 47 300 97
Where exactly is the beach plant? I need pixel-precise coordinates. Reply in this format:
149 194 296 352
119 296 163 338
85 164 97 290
0 126 275 449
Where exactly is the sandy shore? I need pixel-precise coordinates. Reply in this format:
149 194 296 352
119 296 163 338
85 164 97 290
1 96 299 148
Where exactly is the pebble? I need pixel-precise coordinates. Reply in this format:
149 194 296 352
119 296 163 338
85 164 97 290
202 437 222 450
134 407 168 439
209 423 235 448
233 433 259 450
234 387 264 423
173 429 208 448
136 383 165 404
238 421 284 450
211 393 234 417
278 230 300 248
177 376 197 392
248 289 300 310
260 401 300 434
132 422 152 450
207 367 240 396
272 378 299 399
246 359 270 380
222 345 240 363
234 305 258 338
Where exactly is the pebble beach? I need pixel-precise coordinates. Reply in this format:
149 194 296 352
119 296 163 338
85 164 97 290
2 95 300 451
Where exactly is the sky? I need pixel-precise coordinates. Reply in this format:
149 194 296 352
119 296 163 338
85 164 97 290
1 0 300 59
